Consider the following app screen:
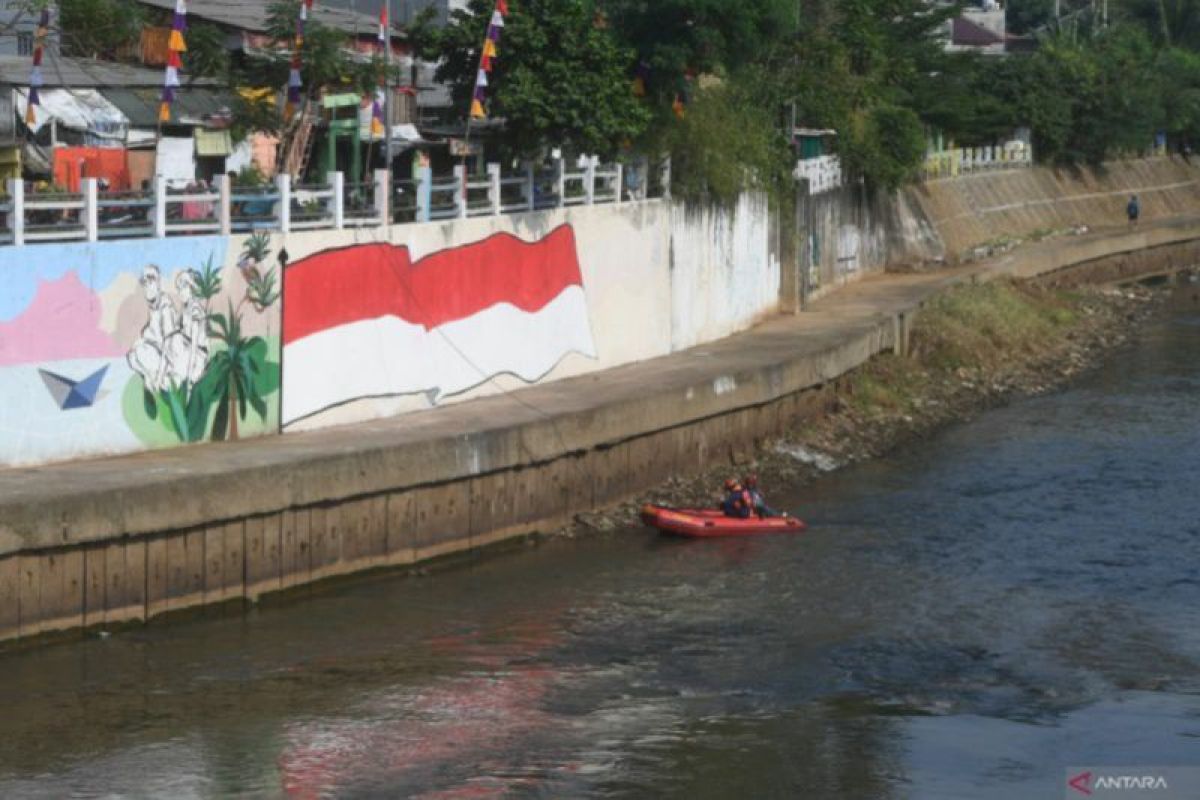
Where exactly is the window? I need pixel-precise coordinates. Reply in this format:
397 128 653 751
17 32 33 57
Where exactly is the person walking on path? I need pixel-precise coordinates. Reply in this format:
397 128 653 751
1127 195 1140 225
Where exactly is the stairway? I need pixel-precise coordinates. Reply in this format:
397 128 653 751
282 102 319 181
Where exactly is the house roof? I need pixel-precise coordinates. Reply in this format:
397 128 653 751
103 87 233 127
134 0 400 37
951 17 1005 46
0 54 218 88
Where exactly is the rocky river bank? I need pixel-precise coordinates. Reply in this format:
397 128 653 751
565 280 1172 535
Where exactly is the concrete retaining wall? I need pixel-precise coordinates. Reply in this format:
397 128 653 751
5 159 1200 644
904 156 1200 262
4 219 1199 644
0 194 780 465
668 192 781 349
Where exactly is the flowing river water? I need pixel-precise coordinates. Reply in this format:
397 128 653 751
1 297 1199 799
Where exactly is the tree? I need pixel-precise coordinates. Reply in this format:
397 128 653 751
777 0 958 187
601 0 797 101
184 21 231 81
650 78 792 203
58 0 145 59
413 0 650 157
1157 47 1200 147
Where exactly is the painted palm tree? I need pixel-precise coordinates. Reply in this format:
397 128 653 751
206 301 269 441
238 232 280 311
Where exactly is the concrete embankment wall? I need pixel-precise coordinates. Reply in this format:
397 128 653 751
0 193 778 466
5 217 1200 644
902 156 1200 262
793 157 1200 301
4 159 1200 645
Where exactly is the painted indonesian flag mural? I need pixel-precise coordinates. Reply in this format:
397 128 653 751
281 225 596 426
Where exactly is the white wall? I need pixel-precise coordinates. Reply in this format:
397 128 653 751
280 192 779 433
668 192 780 351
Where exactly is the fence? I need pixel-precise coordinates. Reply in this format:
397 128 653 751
922 143 1034 180
0 156 669 246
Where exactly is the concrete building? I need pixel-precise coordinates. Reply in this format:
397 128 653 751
0 6 60 58
946 6 1008 55
321 0 470 26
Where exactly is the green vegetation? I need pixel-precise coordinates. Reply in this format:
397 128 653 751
847 281 1082 416
42 0 1200 198
415 0 1200 197
57 0 146 59
413 0 650 158
914 282 1079 370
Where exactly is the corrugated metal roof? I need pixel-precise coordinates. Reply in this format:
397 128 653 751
135 0 395 37
104 88 232 128
13 88 127 138
0 53 218 88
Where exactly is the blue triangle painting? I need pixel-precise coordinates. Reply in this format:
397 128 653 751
38 365 109 410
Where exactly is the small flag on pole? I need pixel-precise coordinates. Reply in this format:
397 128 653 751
465 0 508 123
25 5 51 126
159 0 188 123
285 0 315 120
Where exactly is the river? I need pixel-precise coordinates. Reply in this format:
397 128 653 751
1 299 1198 799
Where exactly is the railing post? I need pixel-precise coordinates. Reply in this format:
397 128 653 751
8 179 23 246
417 165 431 223
332 171 345 229
153 175 167 237
525 163 535 212
83 178 99 242
374 168 389 225
487 162 501 216
584 156 596 205
614 163 623 205
215 174 232 235
554 157 565 208
276 173 291 234
453 164 467 219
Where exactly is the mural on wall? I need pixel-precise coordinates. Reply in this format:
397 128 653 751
123 233 281 444
282 224 596 426
0 234 281 467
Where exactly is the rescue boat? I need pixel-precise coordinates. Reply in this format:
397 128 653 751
640 504 807 538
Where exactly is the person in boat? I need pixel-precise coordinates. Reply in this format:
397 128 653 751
743 473 785 518
722 478 753 519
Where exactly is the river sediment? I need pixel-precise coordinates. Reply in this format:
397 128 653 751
571 280 1172 533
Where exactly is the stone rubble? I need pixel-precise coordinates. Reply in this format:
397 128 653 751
559 284 1167 537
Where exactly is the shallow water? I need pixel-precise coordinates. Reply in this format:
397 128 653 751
1 304 1198 799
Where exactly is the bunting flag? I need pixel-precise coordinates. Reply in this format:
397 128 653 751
285 0 315 120
371 4 387 138
469 0 506 121
632 61 649 98
159 0 187 123
25 5 51 125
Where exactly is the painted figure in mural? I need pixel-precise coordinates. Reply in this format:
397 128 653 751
127 264 179 393
127 265 211 394
162 269 209 388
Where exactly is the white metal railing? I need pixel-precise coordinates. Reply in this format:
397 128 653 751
794 155 843 194
1 156 664 245
922 143 1034 180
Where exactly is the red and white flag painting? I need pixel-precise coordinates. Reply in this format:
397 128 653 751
281 225 596 425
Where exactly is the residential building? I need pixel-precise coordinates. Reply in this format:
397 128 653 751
0 5 60 58
946 4 1008 55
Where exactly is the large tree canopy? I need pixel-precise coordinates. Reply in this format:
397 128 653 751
413 0 649 158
